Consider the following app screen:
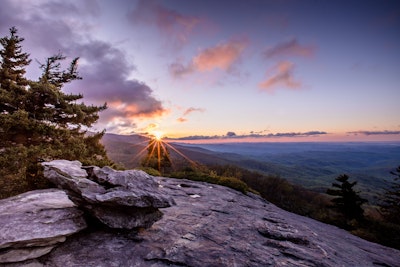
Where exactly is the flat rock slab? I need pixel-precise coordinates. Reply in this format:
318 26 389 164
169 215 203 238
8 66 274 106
15 177 400 267
0 189 86 263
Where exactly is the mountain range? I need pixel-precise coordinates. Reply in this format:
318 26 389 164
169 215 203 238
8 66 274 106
101 134 400 201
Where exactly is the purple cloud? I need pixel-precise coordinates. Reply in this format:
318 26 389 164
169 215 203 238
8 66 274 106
0 0 167 134
347 130 400 136
264 38 316 58
170 131 327 141
176 107 205 123
259 61 301 93
127 0 202 48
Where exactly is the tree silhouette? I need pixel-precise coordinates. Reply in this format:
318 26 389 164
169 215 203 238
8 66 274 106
380 166 400 225
0 26 31 114
327 174 367 221
0 27 113 198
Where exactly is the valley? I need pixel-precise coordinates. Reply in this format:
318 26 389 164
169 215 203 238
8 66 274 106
102 134 400 201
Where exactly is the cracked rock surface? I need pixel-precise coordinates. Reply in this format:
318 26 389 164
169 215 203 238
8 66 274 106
5 160 400 266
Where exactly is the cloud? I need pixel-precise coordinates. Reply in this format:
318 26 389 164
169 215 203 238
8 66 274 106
176 117 187 123
169 62 195 78
127 0 201 47
0 0 167 134
259 61 301 92
177 107 205 123
264 38 316 58
169 39 248 78
271 131 327 137
347 130 400 136
193 39 248 71
183 107 205 116
226 131 237 137
169 135 219 141
170 131 327 141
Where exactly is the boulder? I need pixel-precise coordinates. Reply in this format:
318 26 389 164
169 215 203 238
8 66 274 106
0 189 86 263
42 160 174 229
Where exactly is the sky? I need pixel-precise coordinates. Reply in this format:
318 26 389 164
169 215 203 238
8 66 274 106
1 0 399 142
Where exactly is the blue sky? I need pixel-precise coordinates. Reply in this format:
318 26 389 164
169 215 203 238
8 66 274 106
1 0 399 142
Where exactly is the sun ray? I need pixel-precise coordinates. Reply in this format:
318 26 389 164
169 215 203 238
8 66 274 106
134 132 199 173
163 141 199 168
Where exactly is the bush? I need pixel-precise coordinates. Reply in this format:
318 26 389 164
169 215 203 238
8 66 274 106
216 176 249 194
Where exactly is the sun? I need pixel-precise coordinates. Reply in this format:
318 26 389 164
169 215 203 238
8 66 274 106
152 130 164 141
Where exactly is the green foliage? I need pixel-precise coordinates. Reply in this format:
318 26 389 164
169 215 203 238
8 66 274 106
0 27 114 198
352 219 400 250
170 165 250 194
327 174 367 224
379 166 400 225
216 176 249 194
209 164 331 219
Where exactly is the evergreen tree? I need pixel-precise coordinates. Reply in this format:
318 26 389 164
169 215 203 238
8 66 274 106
327 174 367 222
0 27 113 198
0 27 31 113
380 166 400 225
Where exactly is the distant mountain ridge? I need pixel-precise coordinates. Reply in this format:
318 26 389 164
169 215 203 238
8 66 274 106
101 133 400 201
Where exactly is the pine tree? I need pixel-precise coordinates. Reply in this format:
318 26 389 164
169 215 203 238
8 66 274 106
0 27 114 198
0 27 31 113
327 174 367 222
380 166 400 225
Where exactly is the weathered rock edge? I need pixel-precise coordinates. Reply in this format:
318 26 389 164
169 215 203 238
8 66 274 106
42 160 175 229
0 189 86 263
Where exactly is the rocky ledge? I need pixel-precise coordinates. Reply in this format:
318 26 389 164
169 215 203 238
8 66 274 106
42 160 174 229
1 160 400 266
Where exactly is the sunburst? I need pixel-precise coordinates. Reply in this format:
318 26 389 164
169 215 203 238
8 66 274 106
132 131 198 174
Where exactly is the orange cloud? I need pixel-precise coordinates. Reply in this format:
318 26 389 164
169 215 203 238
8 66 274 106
99 101 169 133
106 101 168 119
177 117 187 123
193 39 248 71
259 61 301 93
176 107 205 123
183 107 205 116
169 39 248 78
264 38 316 58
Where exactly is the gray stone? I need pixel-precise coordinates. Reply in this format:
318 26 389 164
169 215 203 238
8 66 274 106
25 173 400 267
0 246 55 263
0 189 86 263
42 160 174 229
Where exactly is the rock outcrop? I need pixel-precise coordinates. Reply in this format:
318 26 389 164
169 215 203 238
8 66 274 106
0 189 86 263
42 160 174 229
2 160 400 266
